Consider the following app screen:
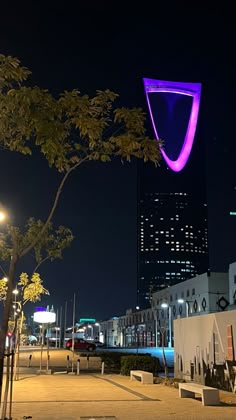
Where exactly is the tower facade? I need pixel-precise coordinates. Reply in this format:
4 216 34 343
137 78 209 308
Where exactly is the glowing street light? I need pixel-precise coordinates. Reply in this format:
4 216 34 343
177 298 194 318
161 303 172 348
12 289 19 320
0 211 6 222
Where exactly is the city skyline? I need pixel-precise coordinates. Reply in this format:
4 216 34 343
0 3 235 322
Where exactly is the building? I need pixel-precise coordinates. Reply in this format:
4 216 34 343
100 317 119 347
228 262 236 308
101 265 232 349
152 270 229 347
137 79 209 308
138 188 208 308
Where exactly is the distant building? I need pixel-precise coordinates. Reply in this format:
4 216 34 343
137 188 208 308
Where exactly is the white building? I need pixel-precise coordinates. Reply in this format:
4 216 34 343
101 266 234 348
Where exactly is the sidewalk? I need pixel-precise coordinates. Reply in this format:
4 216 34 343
4 372 236 420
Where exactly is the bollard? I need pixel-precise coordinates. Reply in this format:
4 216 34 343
28 354 32 367
101 361 104 375
67 355 70 370
77 359 80 375
46 354 50 372
87 355 89 370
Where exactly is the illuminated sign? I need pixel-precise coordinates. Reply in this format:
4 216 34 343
79 318 96 323
33 310 56 323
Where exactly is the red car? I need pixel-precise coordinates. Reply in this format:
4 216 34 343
65 338 96 352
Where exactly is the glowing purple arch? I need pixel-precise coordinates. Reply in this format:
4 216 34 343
143 78 201 172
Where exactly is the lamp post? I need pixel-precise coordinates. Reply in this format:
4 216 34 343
135 306 140 353
161 303 172 348
12 289 19 321
177 299 193 318
71 293 76 373
0 211 6 223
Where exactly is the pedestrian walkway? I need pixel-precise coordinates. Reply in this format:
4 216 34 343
5 372 236 420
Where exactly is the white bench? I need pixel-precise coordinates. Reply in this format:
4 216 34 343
179 382 220 406
130 370 153 384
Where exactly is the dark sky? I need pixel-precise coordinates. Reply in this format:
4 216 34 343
0 2 235 323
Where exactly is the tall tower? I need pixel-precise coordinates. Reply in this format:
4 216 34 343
137 79 209 309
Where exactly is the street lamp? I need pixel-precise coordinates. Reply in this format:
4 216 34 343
0 211 6 222
161 303 172 348
12 289 19 320
177 299 193 318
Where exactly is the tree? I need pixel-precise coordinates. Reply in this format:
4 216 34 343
0 54 162 402
0 220 73 418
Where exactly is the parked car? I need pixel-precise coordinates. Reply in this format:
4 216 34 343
65 338 96 352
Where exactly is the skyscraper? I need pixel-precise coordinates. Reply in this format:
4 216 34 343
137 79 209 309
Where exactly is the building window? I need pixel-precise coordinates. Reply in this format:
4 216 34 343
234 275 236 284
192 288 195 295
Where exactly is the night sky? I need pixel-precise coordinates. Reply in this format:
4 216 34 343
0 2 235 323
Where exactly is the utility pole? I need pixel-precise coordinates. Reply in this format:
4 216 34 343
59 306 62 348
64 300 67 347
71 293 76 373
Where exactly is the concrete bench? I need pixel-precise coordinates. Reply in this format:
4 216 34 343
179 382 220 406
130 370 153 384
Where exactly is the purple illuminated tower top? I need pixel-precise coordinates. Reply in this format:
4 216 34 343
143 78 201 172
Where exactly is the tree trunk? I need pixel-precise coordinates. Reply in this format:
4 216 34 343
0 255 17 406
